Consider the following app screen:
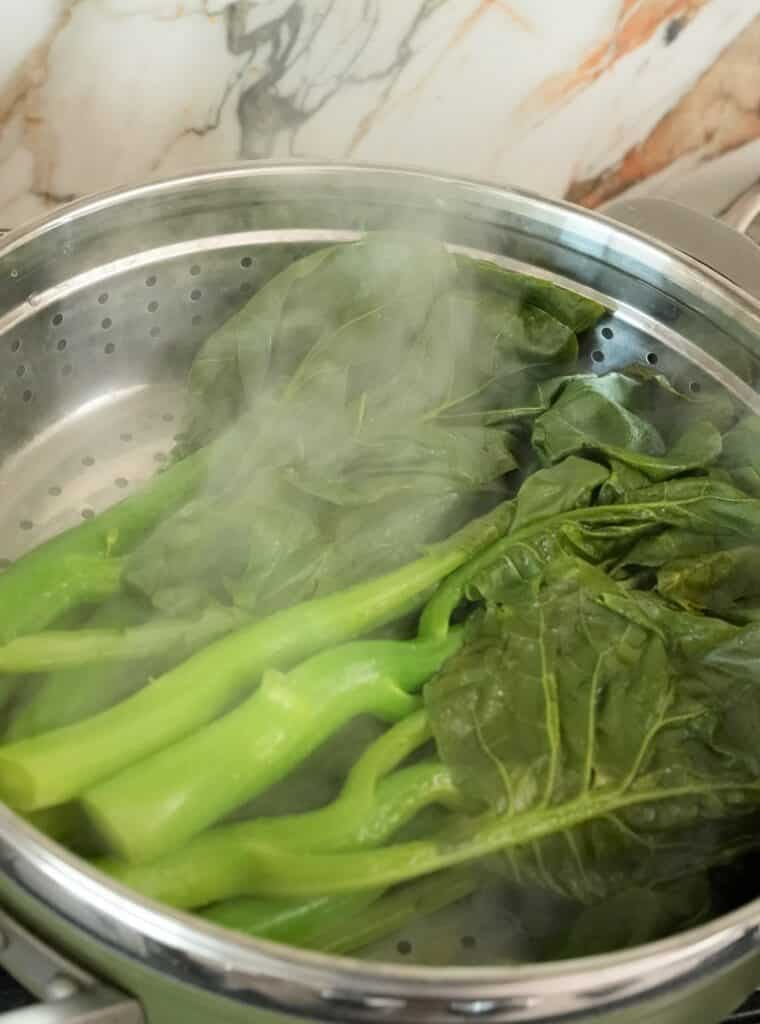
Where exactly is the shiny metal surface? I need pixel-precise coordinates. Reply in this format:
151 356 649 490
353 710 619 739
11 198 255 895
722 182 760 236
1 993 139 1022
0 910 140 1024
2 163 760 1024
602 195 760 301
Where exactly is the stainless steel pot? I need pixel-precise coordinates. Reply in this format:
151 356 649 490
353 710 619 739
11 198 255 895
2 163 760 1024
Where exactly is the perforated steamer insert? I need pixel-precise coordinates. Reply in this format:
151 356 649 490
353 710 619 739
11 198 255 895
2 166 760 1024
1 213 753 566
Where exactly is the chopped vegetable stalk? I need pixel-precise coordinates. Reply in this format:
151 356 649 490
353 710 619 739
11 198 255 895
95 712 459 908
201 892 384 948
0 556 125 646
4 605 252 744
213 781 760 900
85 634 460 863
96 762 458 907
0 605 249 675
6 594 161 742
0 449 206 643
0 498 514 812
202 870 477 955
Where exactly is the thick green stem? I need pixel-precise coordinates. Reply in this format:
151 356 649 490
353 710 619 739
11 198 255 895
0 605 248 675
223 782 760 898
261 709 434 849
95 761 459 909
0 499 511 812
5 606 250 743
0 562 128 720
201 870 477 955
201 892 383 948
5 595 151 742
85 634 460 863
0 451 205 643
1 556 126 646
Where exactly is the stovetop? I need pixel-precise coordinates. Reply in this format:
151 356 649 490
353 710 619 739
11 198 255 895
1 965 759 1021
730 992 760 1022
0 966 34 1012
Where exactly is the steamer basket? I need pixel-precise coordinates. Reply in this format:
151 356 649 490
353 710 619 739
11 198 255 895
2 164 760 1024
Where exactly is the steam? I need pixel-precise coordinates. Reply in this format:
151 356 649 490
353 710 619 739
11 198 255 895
126 226 509 620
10 217 572 962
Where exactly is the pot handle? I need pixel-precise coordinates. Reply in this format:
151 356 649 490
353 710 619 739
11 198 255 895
0 909 142 1023
602 188 760 302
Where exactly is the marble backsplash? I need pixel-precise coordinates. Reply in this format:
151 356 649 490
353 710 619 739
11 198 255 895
1 0 760 230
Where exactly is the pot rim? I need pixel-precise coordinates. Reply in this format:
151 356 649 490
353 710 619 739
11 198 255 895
2 160 760 1022
4 157 760 317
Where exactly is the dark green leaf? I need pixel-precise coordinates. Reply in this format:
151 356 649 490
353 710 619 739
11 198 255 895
656 546 760 622
501 813 754 907
421 553 760 912
620 529 735 570
290 425 517 507
597 458 651 504
554 876 711 958
455 257 606 332
719 415 760 497
594 589 736 661
532 373 666 464
186 235 456 447
462 459 635 605
421 471 760 639
619 363 739 438
427 559 673 815
511 457 608 532
144 236 597 618
613 421 722 481
184 247 325 448
282 237 455 405
532 374 722 478
358 287 577 432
